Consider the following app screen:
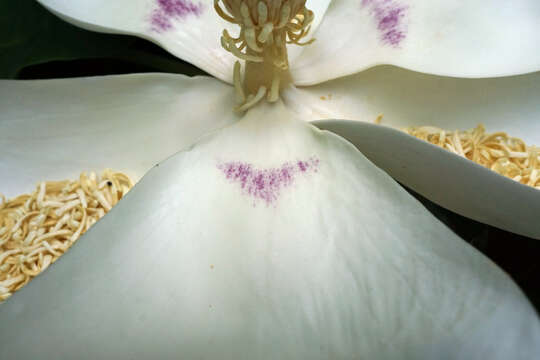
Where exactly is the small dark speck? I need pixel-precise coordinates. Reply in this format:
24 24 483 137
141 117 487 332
107 181 113 186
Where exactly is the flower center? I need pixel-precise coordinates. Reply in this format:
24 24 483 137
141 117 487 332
214 0 314 111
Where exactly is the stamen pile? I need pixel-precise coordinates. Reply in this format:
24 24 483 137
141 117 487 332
215 0 314 111
405 125 540 188
0 170 133 301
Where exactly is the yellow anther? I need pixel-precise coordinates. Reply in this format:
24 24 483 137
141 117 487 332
240 2 255 27
257 2 268 24
245 27 263 52
277 2 291 28
258 23 274 43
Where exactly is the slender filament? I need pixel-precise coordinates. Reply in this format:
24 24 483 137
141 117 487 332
215 0 314 112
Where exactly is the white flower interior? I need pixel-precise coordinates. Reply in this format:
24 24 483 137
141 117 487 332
1 103 539 359
1 2 540 357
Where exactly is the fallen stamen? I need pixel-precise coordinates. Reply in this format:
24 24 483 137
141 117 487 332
405 124 540 188
0 169 133 302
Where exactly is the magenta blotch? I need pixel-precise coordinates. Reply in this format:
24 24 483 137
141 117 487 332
151 0 204 33
218 158 320 205
361 0 408 47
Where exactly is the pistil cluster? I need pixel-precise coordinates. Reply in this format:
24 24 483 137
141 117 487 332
215 0 314 111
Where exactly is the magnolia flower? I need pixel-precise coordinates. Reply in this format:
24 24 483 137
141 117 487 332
1 0 540 358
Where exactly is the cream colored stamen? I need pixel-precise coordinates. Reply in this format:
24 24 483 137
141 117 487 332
215 0 314 112
233 60 246 103
0 169 133 302
237 85 267 112
405 124 540 189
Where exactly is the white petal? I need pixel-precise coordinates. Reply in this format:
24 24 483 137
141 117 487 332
287 0 332 63
1 102 538 359
291 0 540 85
283 66 540 238
304 0 331 37
0 73 237 198
37 0 238 82
36 0 331 83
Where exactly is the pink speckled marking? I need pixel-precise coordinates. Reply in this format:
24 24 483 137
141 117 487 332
218 158 320 205
362 0 408 47
151 0 204 32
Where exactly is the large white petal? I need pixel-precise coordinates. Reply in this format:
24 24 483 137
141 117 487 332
0 73 237 198
1 103 538 359
36 0 331 83
37 0 238 82
283 66 540 238
291 0 540 85
288 0 332 63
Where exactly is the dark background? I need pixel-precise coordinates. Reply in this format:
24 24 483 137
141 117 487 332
2 1 539 311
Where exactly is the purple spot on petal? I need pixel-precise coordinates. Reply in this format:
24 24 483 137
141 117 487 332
361 0 408 47
151 11 173 32
217 158 320 206
384 29 406 46
150 0 204 33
